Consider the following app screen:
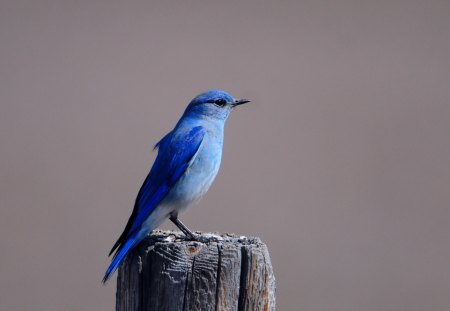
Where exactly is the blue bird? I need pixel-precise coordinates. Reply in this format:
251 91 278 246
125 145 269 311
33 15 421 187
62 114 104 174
103 90 250 283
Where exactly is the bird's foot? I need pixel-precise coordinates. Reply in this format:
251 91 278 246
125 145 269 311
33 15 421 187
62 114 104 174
169 216 198 241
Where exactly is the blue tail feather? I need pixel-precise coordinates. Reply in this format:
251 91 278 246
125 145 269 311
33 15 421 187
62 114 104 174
102 233 139 283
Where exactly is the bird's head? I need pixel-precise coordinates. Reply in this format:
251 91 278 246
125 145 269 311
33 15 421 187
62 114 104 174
183 90 250 121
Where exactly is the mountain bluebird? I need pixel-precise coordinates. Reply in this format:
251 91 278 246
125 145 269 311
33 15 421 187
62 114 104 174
103 90 250 283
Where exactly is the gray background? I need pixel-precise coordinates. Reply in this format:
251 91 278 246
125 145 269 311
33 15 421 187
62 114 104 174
1 0 449 310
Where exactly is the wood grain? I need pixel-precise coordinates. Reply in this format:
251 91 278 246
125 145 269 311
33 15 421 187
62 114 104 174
116 230 276 311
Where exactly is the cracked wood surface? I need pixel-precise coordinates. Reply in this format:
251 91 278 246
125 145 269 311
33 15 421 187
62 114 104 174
116 230 275 311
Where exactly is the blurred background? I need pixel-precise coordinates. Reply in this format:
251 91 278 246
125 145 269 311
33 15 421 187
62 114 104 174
1 0 449 310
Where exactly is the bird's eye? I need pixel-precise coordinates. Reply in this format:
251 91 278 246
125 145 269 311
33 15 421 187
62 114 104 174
214 98 227 107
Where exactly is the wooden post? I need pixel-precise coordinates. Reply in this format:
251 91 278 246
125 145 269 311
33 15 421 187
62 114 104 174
116 230 276 311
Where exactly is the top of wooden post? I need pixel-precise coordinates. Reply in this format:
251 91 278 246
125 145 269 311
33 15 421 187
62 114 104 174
116 230 276 311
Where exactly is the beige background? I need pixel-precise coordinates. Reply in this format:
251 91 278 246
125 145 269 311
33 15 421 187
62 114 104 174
1 0 450 310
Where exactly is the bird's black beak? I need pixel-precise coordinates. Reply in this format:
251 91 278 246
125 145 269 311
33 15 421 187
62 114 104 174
232 99 251 107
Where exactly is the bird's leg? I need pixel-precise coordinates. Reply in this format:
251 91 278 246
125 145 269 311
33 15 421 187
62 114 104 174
169 216 197 240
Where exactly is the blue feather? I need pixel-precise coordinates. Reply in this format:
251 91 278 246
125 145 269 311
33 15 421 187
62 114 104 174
104 90 249 283
103 126 205 282
102 232 139 283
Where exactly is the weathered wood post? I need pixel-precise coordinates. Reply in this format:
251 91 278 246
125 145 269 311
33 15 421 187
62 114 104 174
116 230 276 311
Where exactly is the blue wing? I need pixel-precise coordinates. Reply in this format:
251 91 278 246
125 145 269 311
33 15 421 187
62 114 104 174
103 125 206 283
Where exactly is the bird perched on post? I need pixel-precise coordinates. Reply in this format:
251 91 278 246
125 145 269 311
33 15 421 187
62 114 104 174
103 90 250 283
